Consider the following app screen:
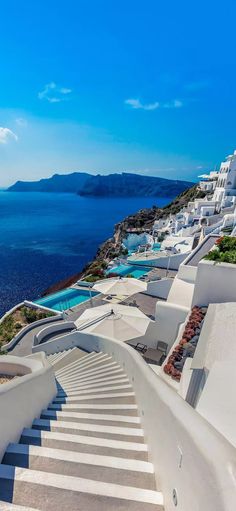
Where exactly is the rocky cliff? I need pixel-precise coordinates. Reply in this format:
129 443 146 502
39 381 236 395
8 171 193 197
44 184 205 295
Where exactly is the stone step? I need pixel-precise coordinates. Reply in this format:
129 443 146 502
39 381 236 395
51 347 88 371
48 352 64 363
40 410 141 427
57 365 125 384
56 383 133 397
55 353 110 377
47 403 139 416
54 351 99 374
48 349 73 366
56 376 129 391
32 419 145 443
21 428 149 461
57 361 120 381
53 392 136 405
4 444 156 490
53 348 97 374
47 353 60 362
0 465 163 511
56 371 127 387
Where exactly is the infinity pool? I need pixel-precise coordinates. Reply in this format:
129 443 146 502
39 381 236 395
35 288 99 312
152 243 161 251
106 264 149 279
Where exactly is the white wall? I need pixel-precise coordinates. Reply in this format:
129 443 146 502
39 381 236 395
167 277 194 308
177 264 197 283
196 361 236 448
37 329 236 511
146 278 173 299
192 260 236 306
0 353 56 461
154 301 189 349
33 321 75 347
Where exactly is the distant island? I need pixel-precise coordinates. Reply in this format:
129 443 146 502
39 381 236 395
8 171 193 198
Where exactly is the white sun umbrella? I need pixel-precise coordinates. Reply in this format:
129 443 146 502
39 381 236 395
74 303 150 342
93 277 147 297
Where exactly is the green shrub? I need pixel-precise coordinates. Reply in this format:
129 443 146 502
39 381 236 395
84 275 101 282
204 236 236 264
15 322 23 330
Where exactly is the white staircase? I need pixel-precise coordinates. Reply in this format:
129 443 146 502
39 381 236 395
0 348 164 510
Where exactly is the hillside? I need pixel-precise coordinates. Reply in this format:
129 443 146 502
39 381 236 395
84 184 206 272
44 184 205 294
8 172 90 193
8 171 193 197
79 173 193 197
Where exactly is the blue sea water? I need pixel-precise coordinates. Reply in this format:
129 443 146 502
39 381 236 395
0 191 171 316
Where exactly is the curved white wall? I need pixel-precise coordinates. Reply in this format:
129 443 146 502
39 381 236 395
36 329 236 511
2 314 63 352
34 321 75 346
0 353 57 461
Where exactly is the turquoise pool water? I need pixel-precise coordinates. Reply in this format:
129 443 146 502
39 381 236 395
35 288 99 312
106 264 149 279
152 243 161 251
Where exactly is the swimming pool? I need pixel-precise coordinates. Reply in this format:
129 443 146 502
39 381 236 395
35 288 99 312
152 243 161 251
106 264 149 279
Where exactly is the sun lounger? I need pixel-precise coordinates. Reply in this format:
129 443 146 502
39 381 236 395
103 294 127 304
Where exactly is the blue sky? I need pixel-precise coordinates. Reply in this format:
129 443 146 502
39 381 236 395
0 0 236 186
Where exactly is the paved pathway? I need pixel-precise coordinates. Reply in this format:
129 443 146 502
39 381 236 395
9 320 66 357
9 295 107 357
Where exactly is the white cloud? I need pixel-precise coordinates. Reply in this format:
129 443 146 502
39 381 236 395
60 87 72 94
125 98 160 111
0 127 18 144
38 82 72 103
163 99 183 109
125 98 183 111
15 117 28 127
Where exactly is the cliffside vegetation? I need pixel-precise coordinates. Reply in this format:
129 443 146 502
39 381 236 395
204 236 236 264
0 306 55 349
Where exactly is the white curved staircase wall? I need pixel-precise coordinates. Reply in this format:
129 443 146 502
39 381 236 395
32 329 236 510
0 353 57 462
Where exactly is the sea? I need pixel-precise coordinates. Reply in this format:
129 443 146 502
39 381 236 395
0 191 171 316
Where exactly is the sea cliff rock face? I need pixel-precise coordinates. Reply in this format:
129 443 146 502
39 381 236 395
8 172 90 193
8 171 193 197
79 173 193 197
80 184 206 274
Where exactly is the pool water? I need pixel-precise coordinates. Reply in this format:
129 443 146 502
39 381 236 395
35 288 99 312
106 264 149 279
152 243 161 251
